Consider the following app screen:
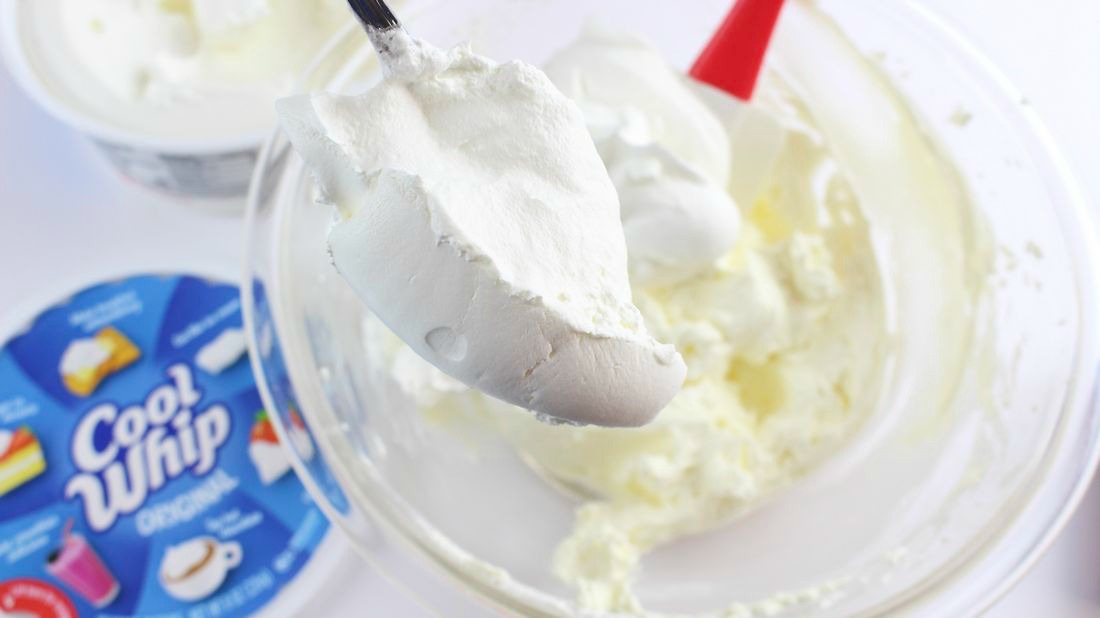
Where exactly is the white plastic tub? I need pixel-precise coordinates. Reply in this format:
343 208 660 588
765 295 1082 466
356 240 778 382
0 2 354 213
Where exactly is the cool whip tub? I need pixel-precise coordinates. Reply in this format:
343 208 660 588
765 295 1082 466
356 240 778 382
0 1 353 208
0 273 344 617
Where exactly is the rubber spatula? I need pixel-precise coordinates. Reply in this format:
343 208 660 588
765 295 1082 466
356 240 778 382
690 0 787 101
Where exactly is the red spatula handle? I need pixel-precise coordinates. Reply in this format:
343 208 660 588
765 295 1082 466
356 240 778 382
690 0 786 101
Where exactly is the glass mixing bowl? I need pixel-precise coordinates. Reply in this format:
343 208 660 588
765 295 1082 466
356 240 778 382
242 0 1100 615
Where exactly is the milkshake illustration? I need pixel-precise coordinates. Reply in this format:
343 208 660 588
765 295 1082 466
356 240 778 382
45 533 119 608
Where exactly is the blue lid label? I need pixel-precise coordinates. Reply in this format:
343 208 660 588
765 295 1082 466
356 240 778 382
0 275 329 617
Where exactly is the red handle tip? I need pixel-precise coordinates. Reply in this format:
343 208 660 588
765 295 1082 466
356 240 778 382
690 0 786 101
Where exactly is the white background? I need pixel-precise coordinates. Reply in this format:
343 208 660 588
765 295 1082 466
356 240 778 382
0 1 1098 615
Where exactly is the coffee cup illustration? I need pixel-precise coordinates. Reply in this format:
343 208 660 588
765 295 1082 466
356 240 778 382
45 533 120 608
159 537 243 602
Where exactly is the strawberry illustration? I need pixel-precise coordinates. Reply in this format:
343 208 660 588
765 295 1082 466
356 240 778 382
250 411 279 445
3 427 36 458
248 411 291 485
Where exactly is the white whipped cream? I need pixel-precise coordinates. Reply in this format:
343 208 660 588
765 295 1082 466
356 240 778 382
59 337 111 377
59 0 347 107
195 328 247 375
608 136 740 285
249 441 291 485
278 30 686 427
544 26 730 185
161 539 210 581
356 31 891 613
192 0 271 36
546 27 741 284
363 98 885 616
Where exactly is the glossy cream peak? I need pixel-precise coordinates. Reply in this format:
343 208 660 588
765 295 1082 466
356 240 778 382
278 30 685 427
546 26 742 284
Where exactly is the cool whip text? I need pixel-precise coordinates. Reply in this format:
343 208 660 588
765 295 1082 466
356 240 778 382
65 364 230 532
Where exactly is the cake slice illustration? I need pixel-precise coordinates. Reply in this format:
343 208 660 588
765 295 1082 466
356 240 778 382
0 426 46 496
248 411 292 485
59 327 141 397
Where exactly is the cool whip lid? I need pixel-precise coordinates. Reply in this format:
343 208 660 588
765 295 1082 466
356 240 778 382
0 274 332 617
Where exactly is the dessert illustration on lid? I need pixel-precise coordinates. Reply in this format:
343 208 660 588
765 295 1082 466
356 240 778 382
248 409 315 485
0 426 46 497
46 522 120 609
248 410 290 485
159 536 243 602
195 327 248 375
58 327 140 397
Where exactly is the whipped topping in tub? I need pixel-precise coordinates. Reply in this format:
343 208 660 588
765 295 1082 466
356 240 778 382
60 0 348 109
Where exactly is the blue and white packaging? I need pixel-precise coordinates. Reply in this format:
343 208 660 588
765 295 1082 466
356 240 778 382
0 274 333 617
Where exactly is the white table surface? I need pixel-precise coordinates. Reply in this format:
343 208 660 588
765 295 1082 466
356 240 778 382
1 1 1097 615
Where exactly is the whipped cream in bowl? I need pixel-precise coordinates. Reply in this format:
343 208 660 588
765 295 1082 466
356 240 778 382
242 0 1100 615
